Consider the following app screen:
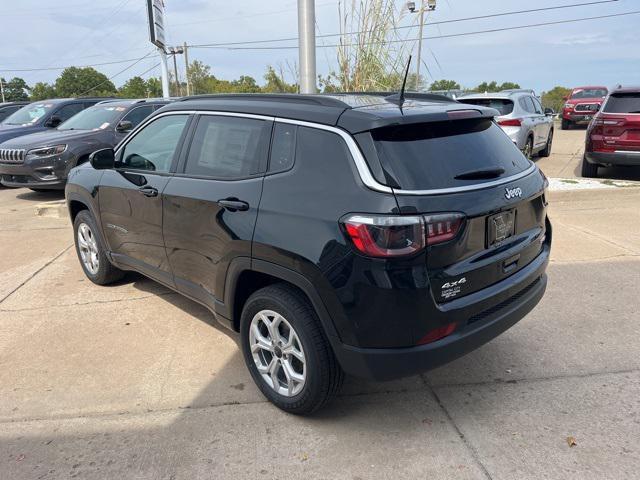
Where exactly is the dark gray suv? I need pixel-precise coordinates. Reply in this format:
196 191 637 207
0 99 168 190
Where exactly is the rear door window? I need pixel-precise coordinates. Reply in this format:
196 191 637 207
603 93 640 114
458 98 513 116
121 105 155 128
55 103 84 122
365 119 531 190
183 115 271 178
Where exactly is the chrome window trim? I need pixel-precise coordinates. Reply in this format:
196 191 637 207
615 150 640 155
115 109 538 196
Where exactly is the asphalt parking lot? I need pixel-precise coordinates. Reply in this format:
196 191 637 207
1 127 639 479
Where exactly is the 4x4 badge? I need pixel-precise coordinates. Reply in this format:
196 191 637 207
505 186 523 199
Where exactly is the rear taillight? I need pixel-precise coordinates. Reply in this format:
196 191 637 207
498 118 522 127
342 213 464 258
424 213 465 246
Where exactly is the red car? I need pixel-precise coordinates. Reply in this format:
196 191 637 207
562 86 608 130
582 85 640 177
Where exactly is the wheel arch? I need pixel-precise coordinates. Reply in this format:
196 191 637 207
222 258 341 343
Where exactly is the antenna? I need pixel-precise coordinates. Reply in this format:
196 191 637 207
386 55 412 109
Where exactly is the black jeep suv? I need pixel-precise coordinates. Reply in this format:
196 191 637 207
65 93 551 414
0 99 168 190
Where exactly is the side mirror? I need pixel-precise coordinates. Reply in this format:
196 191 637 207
46 115 62 128
544 108 555 116
89 148 115 170
116 120 134 133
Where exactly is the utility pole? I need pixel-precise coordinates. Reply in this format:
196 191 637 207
0 78 5 103
297 0 317 94
416 1 424 91
183 42 191 96
408 0 436 91
159 47 170 99
171 49 180 96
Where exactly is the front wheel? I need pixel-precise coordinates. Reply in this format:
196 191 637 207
581 156 599 178
240 284 344 415
561 119 571 130
73 210 125 285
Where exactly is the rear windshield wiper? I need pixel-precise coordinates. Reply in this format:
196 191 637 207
455 167 505 180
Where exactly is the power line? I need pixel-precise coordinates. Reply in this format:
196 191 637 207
189 10 640 51
77 50 156 96
188 0 622 48
0 56 159 73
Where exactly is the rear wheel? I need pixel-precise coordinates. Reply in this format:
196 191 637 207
561 119 571 130
581 156 599 178
539 129 553 158
523 137 534 160
240 284 344 415
73 210 124 285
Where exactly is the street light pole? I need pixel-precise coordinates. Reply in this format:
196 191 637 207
158 47 170 99
297 0 317 94
416 1 424 91
183 42 191 96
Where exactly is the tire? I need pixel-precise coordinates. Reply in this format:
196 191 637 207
240 284 344 415
561 119 571 130
539 129 553 158
581 156 599 178
523 137 534 160
73 210 125 285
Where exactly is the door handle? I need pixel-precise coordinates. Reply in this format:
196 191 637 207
138 185 158 197
217 198 249 212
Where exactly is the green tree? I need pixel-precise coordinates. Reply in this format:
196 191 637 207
542 86 572 113
54 67 117 97
30 82 57 101
499 82 521 90
118 76 148 98
231 75 260 93
145 77 163 97
187 60 213 95
1 77 30 101
475 81 521 92
428 79 460 91
263 66 297 93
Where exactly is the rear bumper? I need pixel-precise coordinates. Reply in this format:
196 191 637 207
332 246 549 381
585 151 640 167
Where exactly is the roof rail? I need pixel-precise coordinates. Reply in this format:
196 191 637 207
333 91 456 103
500 89 537 96
178 93 350 108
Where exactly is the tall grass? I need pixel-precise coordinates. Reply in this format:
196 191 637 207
334 0 416 92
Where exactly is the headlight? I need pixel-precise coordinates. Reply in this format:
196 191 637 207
563 103 573 109
27 144 67 157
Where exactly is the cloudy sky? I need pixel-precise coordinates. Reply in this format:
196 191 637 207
1 0 639 93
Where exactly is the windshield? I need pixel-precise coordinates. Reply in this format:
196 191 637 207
362 119 531 190
2 103 55 125
571 88 607 99
458 98 514 116
58 105 127 131
602 93 640 114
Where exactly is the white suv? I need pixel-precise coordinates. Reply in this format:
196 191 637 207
458 90 555 159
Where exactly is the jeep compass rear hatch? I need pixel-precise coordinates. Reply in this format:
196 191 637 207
356 117 547 302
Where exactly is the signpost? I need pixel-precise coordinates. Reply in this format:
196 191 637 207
147 0 170 98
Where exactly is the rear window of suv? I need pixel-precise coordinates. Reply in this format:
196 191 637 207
361 118 531 190
603 92 640 114
457 98 514 116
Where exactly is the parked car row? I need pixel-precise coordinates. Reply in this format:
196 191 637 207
0 97 169 191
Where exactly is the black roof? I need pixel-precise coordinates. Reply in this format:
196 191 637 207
0 101 29 107
162 93 499 133
610 85 640 94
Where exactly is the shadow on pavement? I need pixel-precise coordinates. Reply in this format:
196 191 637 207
15 189 65 202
